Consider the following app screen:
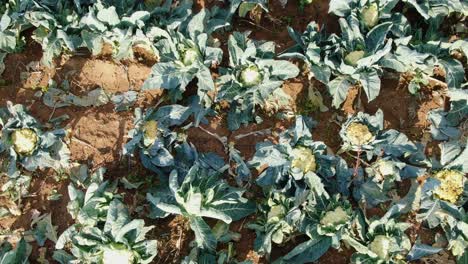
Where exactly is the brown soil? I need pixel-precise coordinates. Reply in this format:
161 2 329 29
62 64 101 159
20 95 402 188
0 0 456 263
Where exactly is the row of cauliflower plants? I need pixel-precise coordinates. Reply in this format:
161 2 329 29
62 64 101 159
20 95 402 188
0 0 466 127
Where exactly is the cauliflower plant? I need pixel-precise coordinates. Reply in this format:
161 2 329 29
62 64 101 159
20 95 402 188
180 46 201 66
415 142 467 254
123 105 195 176
216 31 299 130
345 122 375 146
299 178 355 241
329 0 408 35
55 199 157 264
339 110 384 154
64 167 120 227
441 216 468 261
340 110 382 152
344 50 366 67
250 116 347 198
314 196 354 236
352 157 424 208
0 102 70 176
147 159 256 251
421 141 468 209
368 235 395 260
279 181 355 264
347 217 411 263
339 109 418 160
142 9 225 123
370 159 398 182
248 192 297 257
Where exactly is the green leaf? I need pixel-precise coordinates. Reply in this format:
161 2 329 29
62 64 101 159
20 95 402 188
310 64 331 84
212 201 256 222
189 216 217 251
328 76 352 108
0 31 16 53
142 62 196 93
359 69 380 102
0 238 31 263
280 236 332 263
365 22 393 53
439 58 464 89
407 243 442 261
238 3 258 17
104 200 130 237
97 6 120 26
328 0 351 16
440 141 461 166
404 0 430 19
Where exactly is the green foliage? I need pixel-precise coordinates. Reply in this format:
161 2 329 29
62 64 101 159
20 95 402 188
428 86 468 141
142 9 225 114
0 0 466 262
0 0 193 66
216 31 299 130
250 115 350 197
123 105 195 176
0 102 70 176
346 215 412 263
0 238 32 264
147 157 256 251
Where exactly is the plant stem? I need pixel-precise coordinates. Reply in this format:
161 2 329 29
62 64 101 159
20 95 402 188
346 151 370 167
353 150 362 178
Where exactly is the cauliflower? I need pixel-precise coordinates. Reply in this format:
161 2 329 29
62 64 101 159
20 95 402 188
11 128 39 156
360 3 379 28
102 246 134 264
143 120 158 146
181 48 200 66
345 122 374 146
271 221 294 244
267 204 286 220
373 160 396 182
344 50 365 66
433 170 465 204
320 206 349 226
239 65 262 87
291 147 317 173
369 235 393 260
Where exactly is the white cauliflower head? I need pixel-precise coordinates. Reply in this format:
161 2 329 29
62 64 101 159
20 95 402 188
11 128 39 156
433 170 465 204
344 50 365 66
181 48 200 66
360 3 379 28
373 160 396 182
320 206 349 227
345 122 374 146
143 120 158 147
291 147 317 173
369 235 394 260
102 246 134 264
240 65 262 87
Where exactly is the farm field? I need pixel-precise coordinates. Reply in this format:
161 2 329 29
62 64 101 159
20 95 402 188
0 0 467 263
